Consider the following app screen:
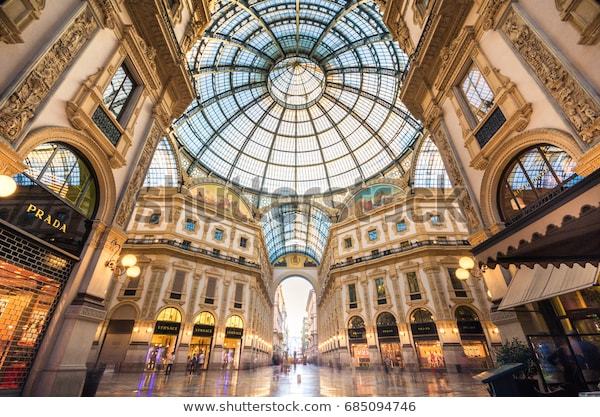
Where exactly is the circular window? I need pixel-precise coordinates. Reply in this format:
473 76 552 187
498 145 580 222
268 57 325 109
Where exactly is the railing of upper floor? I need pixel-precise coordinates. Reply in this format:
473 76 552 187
125 238 260 268
330 238 471 269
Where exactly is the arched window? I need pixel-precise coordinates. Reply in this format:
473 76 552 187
411 308 434 323
156 307 182 322
499 145 581 221
17 142 98 218
413 137 451 188
349 316 365 329
376 312 397 327
226 315 243 328
144 138 180 187
194 311 215 326
455 306 479 322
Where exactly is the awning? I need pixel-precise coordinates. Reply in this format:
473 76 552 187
498 263 599 310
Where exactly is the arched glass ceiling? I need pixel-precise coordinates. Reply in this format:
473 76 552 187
413 137 451 188
261 203 331 263
144 138 180 187
174 0 421 196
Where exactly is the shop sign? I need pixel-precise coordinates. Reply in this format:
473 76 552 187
377 325 399 339
0 182 92 256
193 324 215 337
347 327 366 340
410 322 438 337
458 320 484 335
225 327 243 339
154 321 181 335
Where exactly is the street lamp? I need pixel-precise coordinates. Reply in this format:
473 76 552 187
0 175 17 197
105 239 139 280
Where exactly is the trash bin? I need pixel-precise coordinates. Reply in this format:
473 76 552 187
81 364 106 397
473 363 526 397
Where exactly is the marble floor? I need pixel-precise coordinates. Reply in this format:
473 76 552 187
95 365 489 397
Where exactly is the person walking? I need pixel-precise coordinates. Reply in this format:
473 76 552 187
198 351 205 372
165 351 175 375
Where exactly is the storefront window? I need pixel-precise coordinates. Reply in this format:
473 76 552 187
190 312 215 370
223 315 244 369
377 312 402 368
147 307 182 371
348 316 368 368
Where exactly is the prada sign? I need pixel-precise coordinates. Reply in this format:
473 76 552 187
458 320 484 335
225 327 243 339
377 325 399 339
154 321 181 335
410 322 438 338
347 327 366 340
0 181 92 256
193 324 215 337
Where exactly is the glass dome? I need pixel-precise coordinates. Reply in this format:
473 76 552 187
175 0 421 195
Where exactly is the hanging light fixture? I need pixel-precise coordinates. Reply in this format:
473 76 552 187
121 254 138 268
0 175 17 197
126 265 141 278
455 268 470 280
459 256 475 270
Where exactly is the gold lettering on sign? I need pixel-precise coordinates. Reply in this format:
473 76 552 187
0 7 98 142
26 204 68 233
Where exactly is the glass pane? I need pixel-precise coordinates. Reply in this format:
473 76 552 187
461 66 494 122
103 65 136 119
413 137 451 188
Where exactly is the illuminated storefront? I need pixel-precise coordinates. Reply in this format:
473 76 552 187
347 316 370 368
190 312 215 370
410 309 445 369
376 312 403 368
455 306 491 369
223 315 244 369
147 308 182 371
0 143 96 393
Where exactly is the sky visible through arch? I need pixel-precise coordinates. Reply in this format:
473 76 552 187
279 276 313 355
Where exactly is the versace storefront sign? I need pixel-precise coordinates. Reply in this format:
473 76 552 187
347 327 366 340
193 324 215 337
225 327 244 339
410 322 438 338
377 325 399 339
154 321 181 335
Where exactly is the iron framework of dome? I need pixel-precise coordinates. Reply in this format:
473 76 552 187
174 0 422 196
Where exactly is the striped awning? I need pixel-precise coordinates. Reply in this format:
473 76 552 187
499 263 599 310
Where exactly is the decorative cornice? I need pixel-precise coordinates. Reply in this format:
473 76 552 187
501 8 600 145
0 6 97 143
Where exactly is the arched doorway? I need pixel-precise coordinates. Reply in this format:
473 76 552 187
455 306 491 369
190 312 216 370
376 312 403 368
347 316 369 368
223 315 244 369
97 304 137 370
410 308 445 369
147 307 182 371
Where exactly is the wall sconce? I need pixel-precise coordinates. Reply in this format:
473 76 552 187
439 328 446 335
456 256 477 281
105 240 139 280
400 331 406 337
0 175 17 198
492 328 500 335
186 330 192 336
133 327 139 333
146 327 152 333
452 328 459 334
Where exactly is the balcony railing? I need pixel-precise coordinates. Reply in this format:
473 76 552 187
331 239 471 269
126 238 260 268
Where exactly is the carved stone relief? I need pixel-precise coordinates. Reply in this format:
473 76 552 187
501 8 600 144
114 120 164 228
0 7 97 143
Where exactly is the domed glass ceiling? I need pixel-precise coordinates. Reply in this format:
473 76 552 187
175 0 421 195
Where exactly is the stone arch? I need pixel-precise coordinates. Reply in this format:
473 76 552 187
272 270 318 293
479 128 584 228
108 302 140 320
407 306 436 323
154 305 184 323
16 126 117 225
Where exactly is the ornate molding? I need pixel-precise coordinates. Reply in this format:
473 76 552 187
555 0 600 45
501 8 600 145
0 6 97 143
115 121 164 228
478 0 510 31
0 0 45 44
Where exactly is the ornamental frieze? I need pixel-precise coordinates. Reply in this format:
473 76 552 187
0 7 97 143
114 120 164 228
501 8 600 144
